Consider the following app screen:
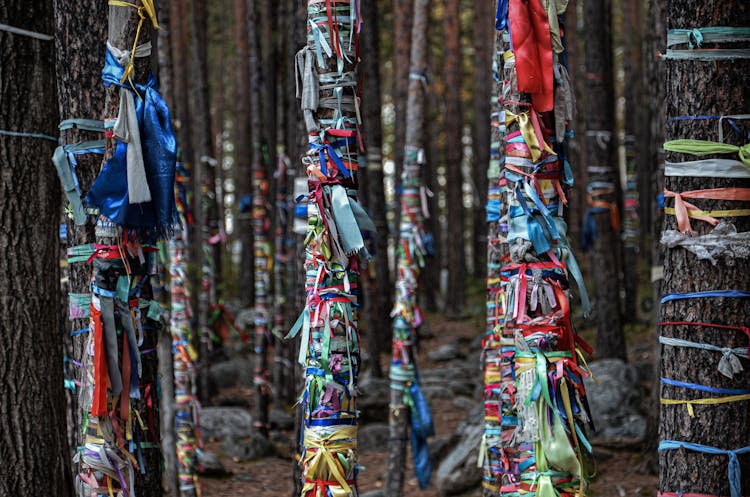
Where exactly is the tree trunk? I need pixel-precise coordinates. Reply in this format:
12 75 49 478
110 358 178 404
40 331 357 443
156 4 179 494
443 0 465 316
659 2 750 495
471 0 494 280
620 0 643 323
391 0 414 271
583 0 626 360
188 0 217 404
248 0 271 437
0 2 71 495
293 1 365 495
236 0 255 307
52 0 108 472
386 0 432 495
361 0 390 379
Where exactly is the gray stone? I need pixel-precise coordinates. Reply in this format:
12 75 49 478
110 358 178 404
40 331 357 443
358 423 390 452
435 419 483 495
208 358 253 391
360 490 385 497
269 407 295 430
270 430 294 458
586 359 646 441
198 451 229 476
201 407 254 441
429 435 454 464
358 376 390 423
428 344 464 363
221 432 275 462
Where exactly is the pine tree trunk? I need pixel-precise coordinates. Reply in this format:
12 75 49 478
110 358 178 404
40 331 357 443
249 0 271 437
620 0 643 323
471 0 494 280
236 0 254 307
0 2 71 494
361 0 390 378
583 0 626 360
52 0 108 470
659 2 750 494
156 4 179 494
188 0 217 403
386 0 431 495
443 0 465 317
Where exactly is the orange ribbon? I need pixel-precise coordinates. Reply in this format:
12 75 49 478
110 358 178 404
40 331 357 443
663 187 750 234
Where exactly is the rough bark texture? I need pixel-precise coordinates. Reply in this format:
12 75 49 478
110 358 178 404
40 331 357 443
52 0 108 467
188 0 217 403
583 0 626 360
385 0 431 495
361 0 389 378
0 2 71 494
236 0 255 307
659 1 750 494
443 0 465 316
471 0 494 280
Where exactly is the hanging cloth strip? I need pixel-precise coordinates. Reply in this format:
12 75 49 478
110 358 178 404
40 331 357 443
658 441 750 497
662 187 750 234
663 140 750 168
658 336 748 378
661 290 750 304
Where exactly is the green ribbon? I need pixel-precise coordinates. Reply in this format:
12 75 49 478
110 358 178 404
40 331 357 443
664 139 750 168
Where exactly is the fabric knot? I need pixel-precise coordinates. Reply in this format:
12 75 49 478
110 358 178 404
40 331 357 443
688 28 704 48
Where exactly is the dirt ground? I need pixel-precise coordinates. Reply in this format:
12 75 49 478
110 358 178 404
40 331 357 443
201 311 658 497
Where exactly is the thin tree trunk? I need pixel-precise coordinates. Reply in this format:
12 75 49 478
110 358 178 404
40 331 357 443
361 0 389 379
248 0 271 437
0 2 71 494
471 0 494 280
386 1 432 495
443 0 465 316
236 0 255 307
156 4 179 494
188 0 217 404
583 0 626 360
659 2 750 494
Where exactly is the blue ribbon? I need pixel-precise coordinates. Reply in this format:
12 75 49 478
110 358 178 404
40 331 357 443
661 290 750 304
86 47 177 234
659 440 750 497
660 377 750 395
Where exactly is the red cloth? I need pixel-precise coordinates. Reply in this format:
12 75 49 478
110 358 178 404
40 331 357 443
509 0 554 112
91 302 108 417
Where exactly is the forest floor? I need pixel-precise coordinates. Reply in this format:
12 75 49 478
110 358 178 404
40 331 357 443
200 292 658 497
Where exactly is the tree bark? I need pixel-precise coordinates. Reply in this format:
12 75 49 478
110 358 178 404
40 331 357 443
583 0 626 360
237 0 255 307
0 2 71 495
471 0 494 280
659 2 750 495
52 0 108 471
188 0 217 403
443 0 465 316
386 0 431 495
361 0 390 378
248 0 271 437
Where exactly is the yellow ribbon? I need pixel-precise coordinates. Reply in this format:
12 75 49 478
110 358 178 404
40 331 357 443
302 426 357 496
661 393 750 417
664 206 750 219
506 110 556 162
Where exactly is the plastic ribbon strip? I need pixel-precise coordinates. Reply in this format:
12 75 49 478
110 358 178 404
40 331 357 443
290 1 367 495
661 290 750 304
486 2 596 496
658 441 750 497
0 22 54 40
658 336 747 379
665 159 750 179
664 139 750 168
663 26 750 61
662 187 750 234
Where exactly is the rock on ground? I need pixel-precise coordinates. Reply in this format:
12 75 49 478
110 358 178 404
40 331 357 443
435 403 484 496
586 358 647 441
201 407 254 441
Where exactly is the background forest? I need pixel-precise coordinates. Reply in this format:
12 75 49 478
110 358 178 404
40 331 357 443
1 1 748 497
